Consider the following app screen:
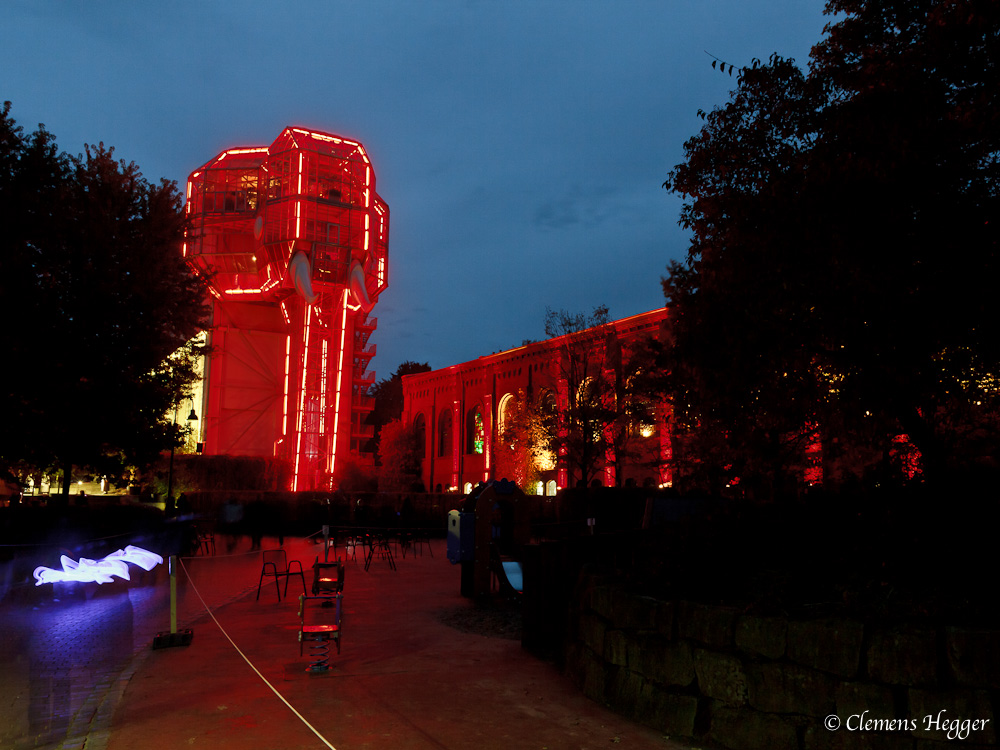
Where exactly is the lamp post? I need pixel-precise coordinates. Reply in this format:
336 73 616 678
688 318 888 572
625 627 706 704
166 401 198 506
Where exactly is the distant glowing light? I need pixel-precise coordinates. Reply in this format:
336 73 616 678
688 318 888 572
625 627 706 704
282 334 291 435
291 128 343 145
222 278 280 297
330 290 349 475
33 545 163 586
223 147 268 157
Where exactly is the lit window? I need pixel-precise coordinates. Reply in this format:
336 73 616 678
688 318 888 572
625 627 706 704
466 406 484 454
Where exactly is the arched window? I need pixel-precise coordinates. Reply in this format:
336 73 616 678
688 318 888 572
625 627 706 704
463 482 473 494
546 480 557 496
413 413 426 458
437 409 452 458
466 405 484 454
497 392 515 444
534 389 558 472
537 388 557 417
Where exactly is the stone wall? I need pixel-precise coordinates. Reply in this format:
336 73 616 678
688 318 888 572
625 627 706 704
564 572 999 749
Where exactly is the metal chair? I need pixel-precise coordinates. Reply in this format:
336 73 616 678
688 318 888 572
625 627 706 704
363 530 396 571
298 593 342 672
312 556 345 596
195 523 216 556
256 549 306 602
410 529 433 558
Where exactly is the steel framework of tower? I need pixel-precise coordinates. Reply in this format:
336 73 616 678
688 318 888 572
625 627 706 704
184 127 389 491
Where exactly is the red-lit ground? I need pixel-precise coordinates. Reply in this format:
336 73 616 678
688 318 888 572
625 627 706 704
104 537 691 750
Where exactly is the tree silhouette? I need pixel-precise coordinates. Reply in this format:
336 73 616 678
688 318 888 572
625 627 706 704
0 102 209 492
662 1 1000 495
377 419 422 492
542 306 616 488
367 360 431 462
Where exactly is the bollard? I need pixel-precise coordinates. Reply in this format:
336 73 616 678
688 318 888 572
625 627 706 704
170 555 177 633
152 555 194 649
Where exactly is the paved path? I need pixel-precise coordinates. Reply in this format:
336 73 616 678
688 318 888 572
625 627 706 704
2 534 698 750
0 534 269 750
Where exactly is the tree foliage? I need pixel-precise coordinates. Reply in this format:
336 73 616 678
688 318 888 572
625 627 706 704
367 360 431 462
605 336 662 487
0 102 209 487
495 389 550 490
662 1 1000 496
376 418 422 492
542 306 616 487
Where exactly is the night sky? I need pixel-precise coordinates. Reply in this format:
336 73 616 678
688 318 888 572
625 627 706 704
2 1 829 378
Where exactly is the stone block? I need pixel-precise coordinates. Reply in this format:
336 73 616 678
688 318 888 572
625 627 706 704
787 618 864 678
867 626 938 687
709 706 799 750
629 634 694 687
605 629 629 667
747 662 836 717
578 612 607 655
638 684 698 738
607 667 644 717
589 584 615 619
944 626 1000 689
835 681 896 723
908 688 996 744
580 648 609 703
694 648 748 706
678 601 737 648
613 590 658 630
736 614 787 659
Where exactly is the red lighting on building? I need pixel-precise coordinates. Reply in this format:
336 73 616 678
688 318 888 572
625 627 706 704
401 309 671 495
184 127 389 491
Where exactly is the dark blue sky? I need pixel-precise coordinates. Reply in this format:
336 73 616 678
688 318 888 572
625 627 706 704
2 1 829 378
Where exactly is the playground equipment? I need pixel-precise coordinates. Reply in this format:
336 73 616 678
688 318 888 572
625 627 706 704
298 526 347 671
298 593 342 672
447 480 529 599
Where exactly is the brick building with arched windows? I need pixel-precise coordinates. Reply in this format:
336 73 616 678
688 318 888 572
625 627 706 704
400 308 672 495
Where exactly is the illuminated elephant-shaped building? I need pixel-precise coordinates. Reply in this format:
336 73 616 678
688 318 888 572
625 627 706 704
183 127 389 491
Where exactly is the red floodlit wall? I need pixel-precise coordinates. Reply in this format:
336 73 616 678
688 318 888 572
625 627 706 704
401 308 672 495
184 128 389 491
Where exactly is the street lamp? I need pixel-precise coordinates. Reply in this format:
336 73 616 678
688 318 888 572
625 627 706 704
166 401 198 506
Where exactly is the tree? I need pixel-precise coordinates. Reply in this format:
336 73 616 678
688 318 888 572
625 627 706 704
367 360 431 461
605 336 662 487
376 419 422 492
662 1 1000 495
542 306 617 488
494 389 551 489
0 102 209 491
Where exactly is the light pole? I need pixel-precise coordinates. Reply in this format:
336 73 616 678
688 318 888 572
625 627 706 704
166 401 198 505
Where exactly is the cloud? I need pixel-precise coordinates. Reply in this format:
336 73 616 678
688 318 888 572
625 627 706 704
533 183 632 232
534 196 580 230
